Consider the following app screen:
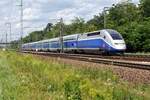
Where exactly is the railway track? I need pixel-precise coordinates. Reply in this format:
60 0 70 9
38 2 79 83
22 51 150 70
61 53 150 62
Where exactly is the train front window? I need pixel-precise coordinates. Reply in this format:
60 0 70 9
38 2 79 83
107 30 122 40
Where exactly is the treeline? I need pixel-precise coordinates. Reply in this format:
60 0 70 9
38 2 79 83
22 0 150 52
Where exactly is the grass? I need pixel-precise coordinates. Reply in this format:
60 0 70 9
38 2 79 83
125 52 150 55
0 51 149 100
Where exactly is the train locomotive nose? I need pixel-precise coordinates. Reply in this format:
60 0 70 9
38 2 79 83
114 42 126 50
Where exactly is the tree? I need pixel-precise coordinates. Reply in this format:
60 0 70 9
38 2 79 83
108 3 139 27
140 0 150 17
21 1 150 52
64 17 86 35
44 23 53 32
87 14 104 30
22 31 44 43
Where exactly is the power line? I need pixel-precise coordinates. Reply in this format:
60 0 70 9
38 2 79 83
20 0 23 46
5 22 11 42
17 0 23 50
103 7 110 28
49 18 64 53
59 18 64 53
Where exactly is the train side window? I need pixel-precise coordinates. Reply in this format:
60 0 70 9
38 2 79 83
51 41 57 43
87 32 100 36
64 38 75 41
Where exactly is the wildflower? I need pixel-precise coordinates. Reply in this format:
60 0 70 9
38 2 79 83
47 84 52 91
60 95 64 99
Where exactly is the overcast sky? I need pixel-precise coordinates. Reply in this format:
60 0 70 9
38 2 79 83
0 0 139 42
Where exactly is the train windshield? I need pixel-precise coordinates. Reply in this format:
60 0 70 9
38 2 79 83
107 30 123 40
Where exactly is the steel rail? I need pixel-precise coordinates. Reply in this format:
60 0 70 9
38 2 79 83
22 51 150 70
62 53 150 62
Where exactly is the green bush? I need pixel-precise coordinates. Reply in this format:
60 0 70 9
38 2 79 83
64 75 82 100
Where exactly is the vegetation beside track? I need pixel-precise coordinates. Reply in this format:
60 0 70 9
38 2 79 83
18 0 150 53
0 51 150 99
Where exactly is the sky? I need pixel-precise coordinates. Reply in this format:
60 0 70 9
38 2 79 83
0 0 139 42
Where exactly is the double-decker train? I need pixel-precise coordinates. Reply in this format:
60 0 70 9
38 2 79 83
22 29 126 54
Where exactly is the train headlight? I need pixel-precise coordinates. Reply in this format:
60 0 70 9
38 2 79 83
115 43 125 45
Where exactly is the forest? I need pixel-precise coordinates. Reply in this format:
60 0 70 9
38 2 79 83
22 0 150 52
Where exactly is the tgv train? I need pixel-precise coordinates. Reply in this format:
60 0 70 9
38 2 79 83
22 29 126 54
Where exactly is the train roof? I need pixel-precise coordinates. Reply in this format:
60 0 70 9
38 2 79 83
81 30 100 35
63 34 78 38
22 37 59 45
39 37 59 43
22 29 119 45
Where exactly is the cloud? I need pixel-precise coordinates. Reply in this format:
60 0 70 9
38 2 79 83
0 0 139 41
